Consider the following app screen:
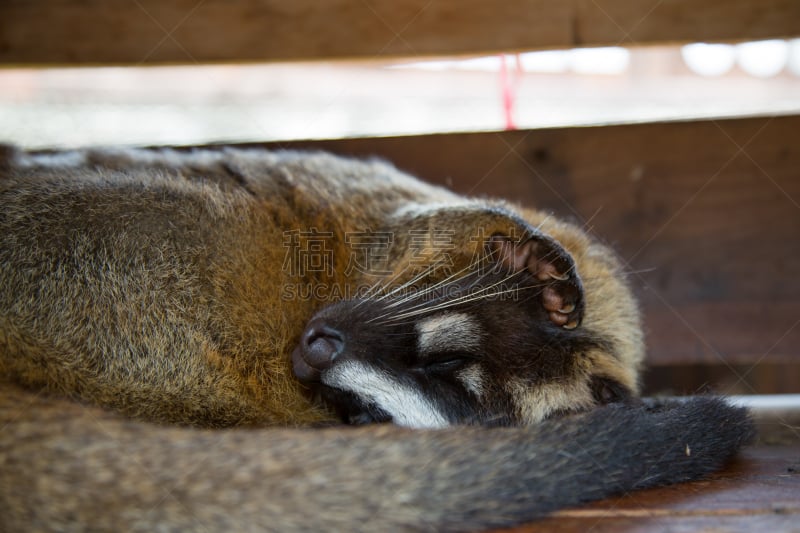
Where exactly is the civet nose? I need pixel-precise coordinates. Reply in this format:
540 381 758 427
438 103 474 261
291 318 345 382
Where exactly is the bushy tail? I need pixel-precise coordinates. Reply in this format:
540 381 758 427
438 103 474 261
0 384 753 532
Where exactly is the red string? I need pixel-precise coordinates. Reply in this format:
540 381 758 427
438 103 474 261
499 54 522 130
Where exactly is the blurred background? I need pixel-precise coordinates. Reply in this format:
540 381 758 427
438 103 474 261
2 39 799 148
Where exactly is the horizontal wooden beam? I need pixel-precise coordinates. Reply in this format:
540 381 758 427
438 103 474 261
642 363 800 396
247 115 800 367
2 0 799 66
732 395 800 445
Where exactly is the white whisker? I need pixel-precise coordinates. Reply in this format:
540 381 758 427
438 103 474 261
368 244 498 316
380 273 537 323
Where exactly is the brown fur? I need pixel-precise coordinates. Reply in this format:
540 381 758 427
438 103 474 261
2 146 752 533
0 146 642 428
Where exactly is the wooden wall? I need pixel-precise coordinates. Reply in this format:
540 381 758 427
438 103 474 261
2 0 799 65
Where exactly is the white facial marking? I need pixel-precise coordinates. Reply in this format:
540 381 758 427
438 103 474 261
508 378 594 424
416 312 482 355
456 365 485 397
322 361 449 429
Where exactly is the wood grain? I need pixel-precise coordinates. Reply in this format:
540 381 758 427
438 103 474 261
1 0 799 66
248 114 800 367
499 445 800 532
643 363 800 396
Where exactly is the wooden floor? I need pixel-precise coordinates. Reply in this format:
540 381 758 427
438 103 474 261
503 445 800 532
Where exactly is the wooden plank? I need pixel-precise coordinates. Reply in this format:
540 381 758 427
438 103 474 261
499 445 800 533
249 115 800 366
1 0 799 66
643 363 800 397
733 395 800 445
